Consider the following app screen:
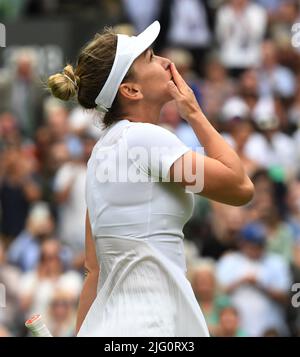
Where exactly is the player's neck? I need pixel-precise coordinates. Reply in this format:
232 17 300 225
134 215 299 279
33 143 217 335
122 102 162 125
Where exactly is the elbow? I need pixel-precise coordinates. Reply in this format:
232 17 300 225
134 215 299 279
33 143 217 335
84 262 100 277
233 178 255 207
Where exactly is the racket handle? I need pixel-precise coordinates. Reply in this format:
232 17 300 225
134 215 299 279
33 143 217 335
25 314 53 337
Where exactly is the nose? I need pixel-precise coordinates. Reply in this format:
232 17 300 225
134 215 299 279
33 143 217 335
157 55 171 70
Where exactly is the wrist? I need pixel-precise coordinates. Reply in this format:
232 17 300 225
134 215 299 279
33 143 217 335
187 110 205 125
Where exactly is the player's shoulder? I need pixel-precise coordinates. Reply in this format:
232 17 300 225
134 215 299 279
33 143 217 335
125 122 176 144
127 122 173 133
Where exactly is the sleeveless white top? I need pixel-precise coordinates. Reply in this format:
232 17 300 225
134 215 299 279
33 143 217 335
77 119 209 337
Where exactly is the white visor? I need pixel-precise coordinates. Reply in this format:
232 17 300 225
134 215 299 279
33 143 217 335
95 21 161 115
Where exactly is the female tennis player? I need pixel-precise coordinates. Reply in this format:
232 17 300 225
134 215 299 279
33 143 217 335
48 21 254 337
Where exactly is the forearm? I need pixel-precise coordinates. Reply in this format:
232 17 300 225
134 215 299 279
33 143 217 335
75 270 99 335
258 285 288 305
188 111 249 184
267 290 288 304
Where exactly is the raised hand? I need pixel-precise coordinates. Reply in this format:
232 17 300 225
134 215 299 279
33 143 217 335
167 63 202 122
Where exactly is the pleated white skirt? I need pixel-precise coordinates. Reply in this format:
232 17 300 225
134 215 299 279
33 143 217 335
77 236 209 337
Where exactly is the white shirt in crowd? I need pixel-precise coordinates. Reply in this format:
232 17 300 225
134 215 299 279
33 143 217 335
19 270 83 319
216 251 292 336
54 162 86 254
216 2 267 69
121 0 162 32
167 0 211 47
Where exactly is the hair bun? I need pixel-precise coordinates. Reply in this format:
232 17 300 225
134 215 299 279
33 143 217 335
48 64 80 101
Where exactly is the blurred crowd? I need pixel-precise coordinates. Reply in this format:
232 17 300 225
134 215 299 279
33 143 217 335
1 0 300 337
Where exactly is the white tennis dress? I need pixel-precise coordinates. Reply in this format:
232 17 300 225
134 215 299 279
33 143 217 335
77 119 209 337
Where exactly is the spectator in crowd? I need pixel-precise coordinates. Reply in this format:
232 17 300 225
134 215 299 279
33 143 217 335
156 0 214 76
0 147 41 244
217 222 292 336
248 180 294 262
220 96 261 177
269 1 299 49
7 202 55 272
200 56 236 123
68 106 101 141
257 40 296 99
0 49 44 139
190 201 247 261
214 305 248 337
19 239 82 321
44 288 78 337
219 75 294 176
53 134 94 270
216 0 267 76
238 69 260 112
248 97 297 179
247 168 287 219
190 258 231 336
43 99 83 158
42 141 70 181
264 201 295 263
33 139 70 215
0 112 22 151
